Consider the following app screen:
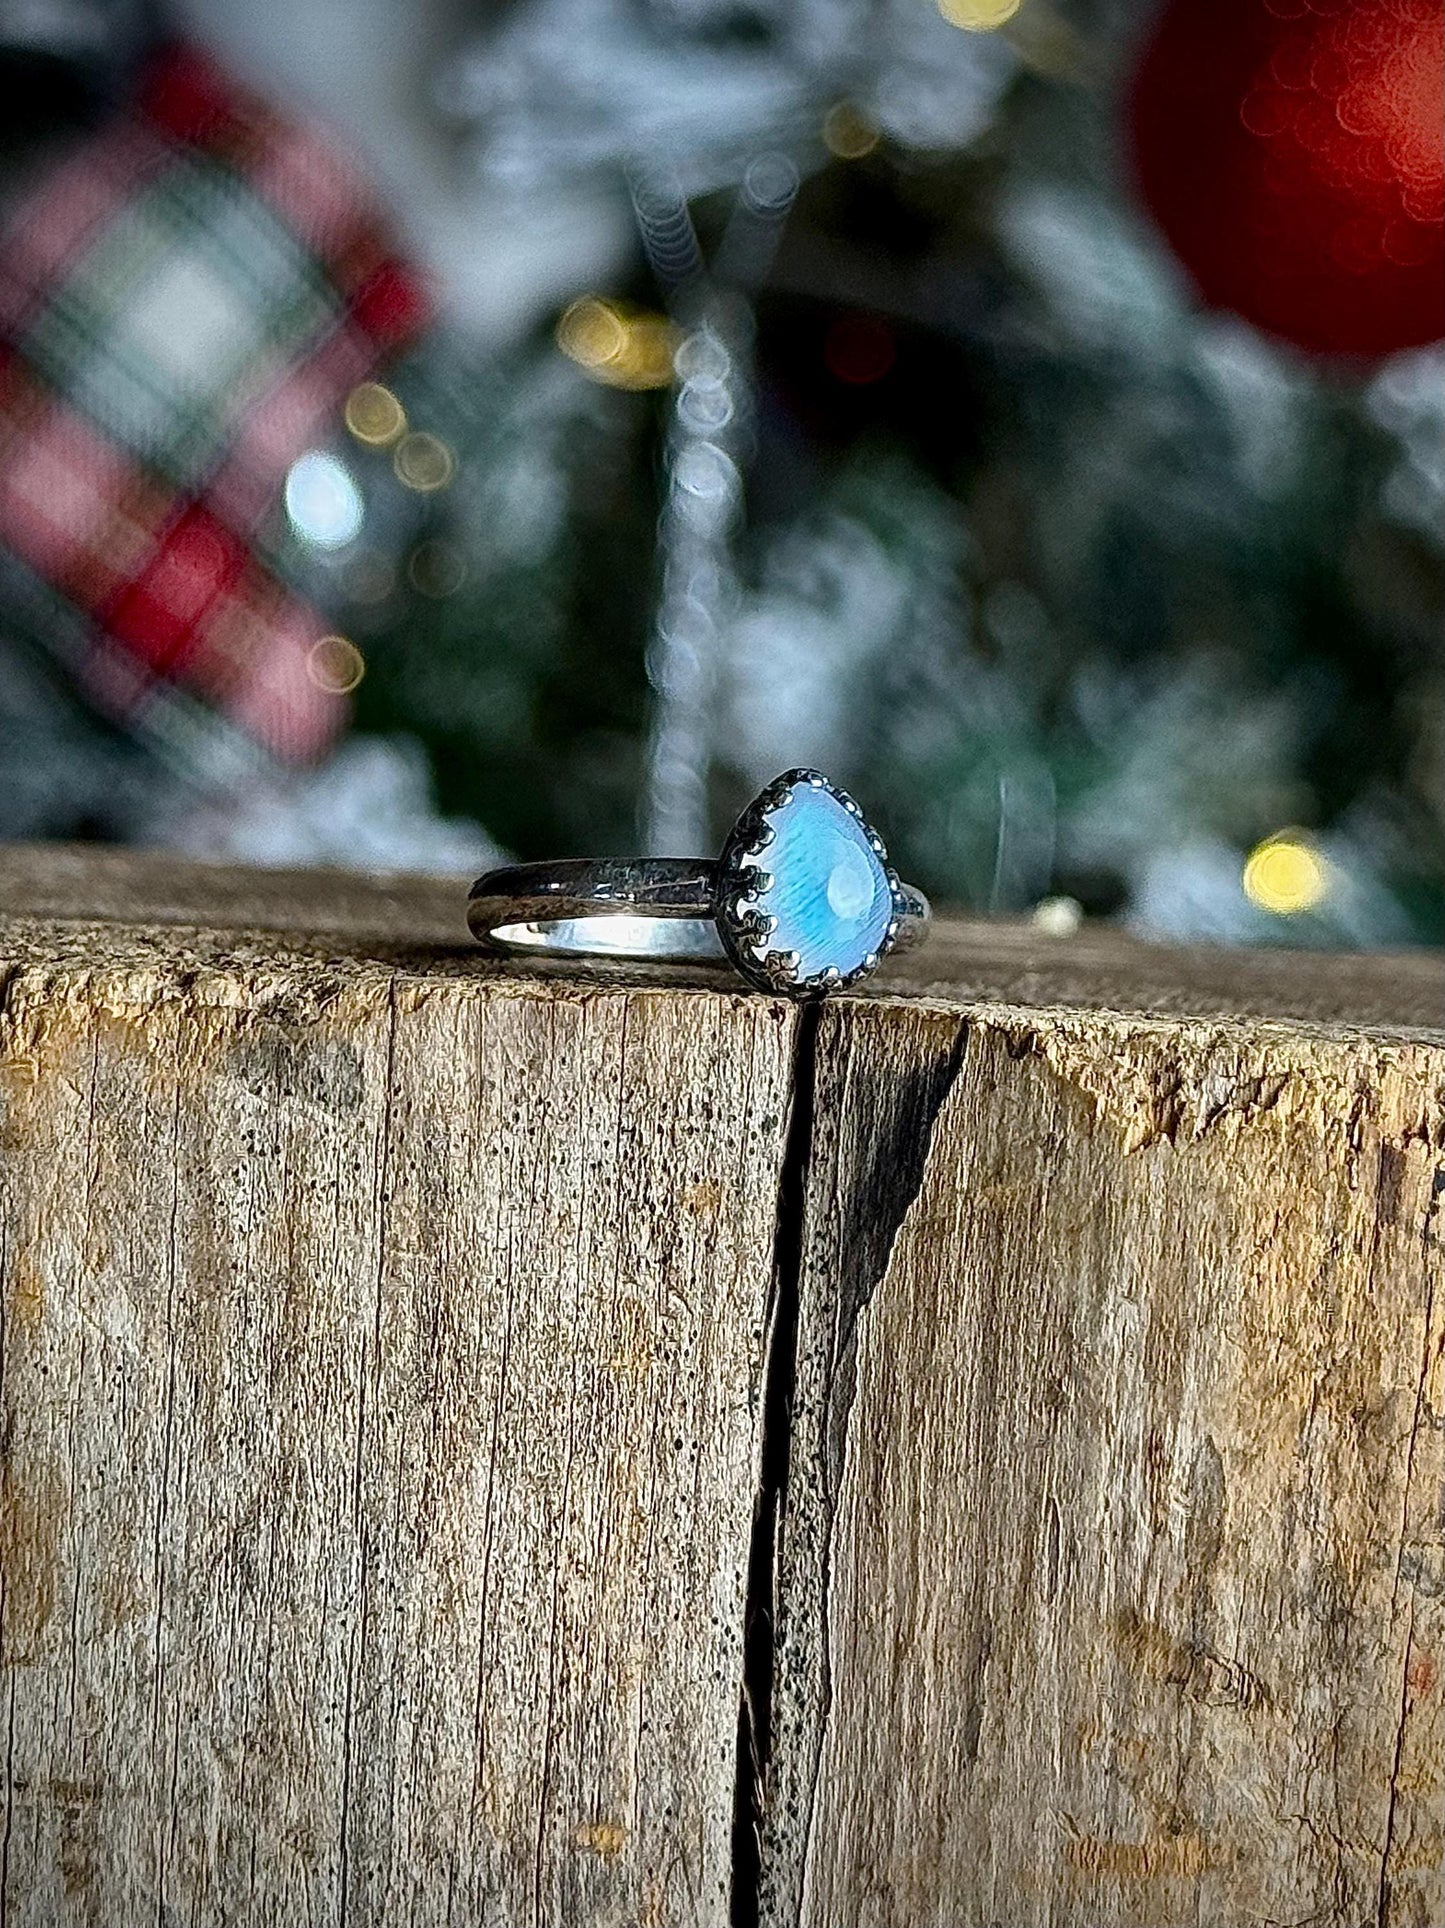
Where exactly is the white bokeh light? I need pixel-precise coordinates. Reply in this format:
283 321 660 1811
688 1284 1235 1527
284 450 365 550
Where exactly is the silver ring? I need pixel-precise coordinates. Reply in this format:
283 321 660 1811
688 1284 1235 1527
467 768 931 998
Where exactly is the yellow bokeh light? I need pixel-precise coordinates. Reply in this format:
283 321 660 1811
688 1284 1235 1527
556 297 676 391
609 313 676 390
1242 834 1329 915
823 101 880 160
344 382 407 447
393 431 457 492
938 0 1024 29
557 297 630 370
306 635 365 696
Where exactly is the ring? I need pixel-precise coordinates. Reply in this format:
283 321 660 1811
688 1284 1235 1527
467 768 931 998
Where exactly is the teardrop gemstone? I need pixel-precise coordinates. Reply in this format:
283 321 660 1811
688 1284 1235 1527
752 782 894 983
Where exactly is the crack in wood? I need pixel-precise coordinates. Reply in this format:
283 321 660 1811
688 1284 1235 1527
752 1009 968 1928
731 1003 820 1928
821 1023 970 1507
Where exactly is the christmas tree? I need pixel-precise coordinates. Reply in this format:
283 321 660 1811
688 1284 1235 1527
0 0 1441 947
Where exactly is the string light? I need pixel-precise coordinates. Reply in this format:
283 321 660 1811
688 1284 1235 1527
938 0 1024 29
305 634 366 695
822 102 880 161
393 431 456 492
1242 833 1329 915
344 382 407 448
556 296 677 391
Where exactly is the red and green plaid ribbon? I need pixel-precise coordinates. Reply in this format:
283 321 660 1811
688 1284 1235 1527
0 43 428 778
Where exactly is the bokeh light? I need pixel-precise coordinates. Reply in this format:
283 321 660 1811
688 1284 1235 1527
284 450 364 549
823 102 881 161
393 431 456 492
556 297 677 390
1031 895 1083 937
343 382 407 448
1242 833 1329 915
557 297 628 369
938 0 1024 31
305 634 366 695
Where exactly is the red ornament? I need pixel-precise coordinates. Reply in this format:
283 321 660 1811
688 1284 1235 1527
1129 0 1444 359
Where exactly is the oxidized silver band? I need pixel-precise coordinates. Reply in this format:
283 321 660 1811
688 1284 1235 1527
467 770 930 998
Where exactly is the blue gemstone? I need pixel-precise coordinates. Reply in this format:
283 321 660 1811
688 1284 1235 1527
753 783 894 982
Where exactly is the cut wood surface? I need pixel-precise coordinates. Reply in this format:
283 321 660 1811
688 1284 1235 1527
0 844 1441 1928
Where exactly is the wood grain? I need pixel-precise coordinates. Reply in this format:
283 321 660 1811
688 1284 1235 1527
0 885 796 1925
0 845 1441 1927
768 1001 1445 1928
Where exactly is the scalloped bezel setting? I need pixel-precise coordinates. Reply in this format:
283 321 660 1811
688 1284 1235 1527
714 770 907 998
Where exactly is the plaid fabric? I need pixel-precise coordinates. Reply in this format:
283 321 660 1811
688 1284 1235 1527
0 44 427 773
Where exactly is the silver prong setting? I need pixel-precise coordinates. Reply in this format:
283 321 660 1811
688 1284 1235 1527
714 767 916 1001
760 949 802 989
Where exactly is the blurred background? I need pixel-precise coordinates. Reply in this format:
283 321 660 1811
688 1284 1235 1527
0 0 1440 946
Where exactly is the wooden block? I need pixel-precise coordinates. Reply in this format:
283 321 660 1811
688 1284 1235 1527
0 845 1440 1927
766 1001 1445 1928
0 849 795 1926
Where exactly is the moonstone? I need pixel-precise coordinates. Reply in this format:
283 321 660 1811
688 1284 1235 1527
753 783 894 981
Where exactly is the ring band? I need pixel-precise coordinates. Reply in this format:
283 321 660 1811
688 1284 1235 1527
468 769 930 998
